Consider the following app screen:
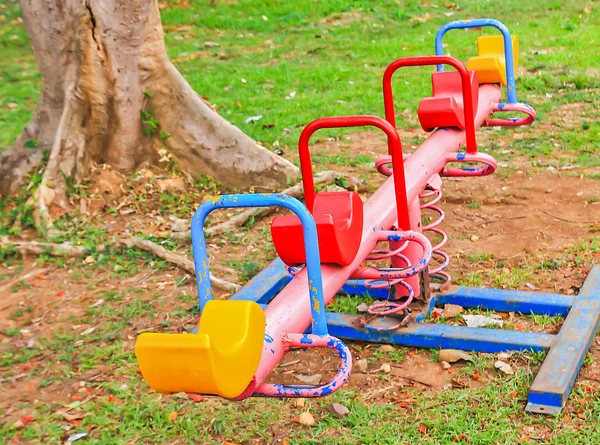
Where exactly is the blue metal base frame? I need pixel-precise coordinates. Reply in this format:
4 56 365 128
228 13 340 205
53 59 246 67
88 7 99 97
231 259 600 415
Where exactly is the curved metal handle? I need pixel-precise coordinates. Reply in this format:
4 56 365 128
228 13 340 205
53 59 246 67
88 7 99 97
484 102 536 127
435 18 517 104
375 153 411 177
191 193 328 336
442 152 498 177
299 115 411 230
253 333 352 397
382 56 477 154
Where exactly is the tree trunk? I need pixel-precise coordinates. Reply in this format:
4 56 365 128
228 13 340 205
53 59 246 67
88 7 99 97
0 0 298 208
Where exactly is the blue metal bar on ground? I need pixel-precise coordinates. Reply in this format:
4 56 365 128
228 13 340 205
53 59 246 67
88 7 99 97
526 265 600 415
437 287 573 317
230 258 290 305
325 311 555 353
232 264 574 318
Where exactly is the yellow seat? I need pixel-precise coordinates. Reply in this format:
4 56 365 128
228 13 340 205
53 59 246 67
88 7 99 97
466 35 519 85
135 300 265 398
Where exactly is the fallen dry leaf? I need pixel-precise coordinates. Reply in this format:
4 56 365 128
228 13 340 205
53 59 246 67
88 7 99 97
355 358 368 373
356 302 369 312
329 402 350 417
21 415 35 425
455 433 471 443
409 12 431 23
298 411 315 426
157 178 184 193
67 432 87 442
494 360 514 375
442 304 464 318
295 373 322 385
187 393 204 403
293 398 305 408
59 411 84 422
439 349 473 363
80 327 95 336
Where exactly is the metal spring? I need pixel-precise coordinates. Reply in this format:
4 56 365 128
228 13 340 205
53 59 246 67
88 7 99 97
375 154 451 286
355 230 432 330
420 187 451 285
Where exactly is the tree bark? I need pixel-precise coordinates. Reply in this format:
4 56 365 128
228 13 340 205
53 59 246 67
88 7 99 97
0 0 298 204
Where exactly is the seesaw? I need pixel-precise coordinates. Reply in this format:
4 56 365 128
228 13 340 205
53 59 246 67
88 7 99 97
135 19 600 415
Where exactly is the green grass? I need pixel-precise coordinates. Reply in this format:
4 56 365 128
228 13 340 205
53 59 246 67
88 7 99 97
2 0 599 163
2 1 600 444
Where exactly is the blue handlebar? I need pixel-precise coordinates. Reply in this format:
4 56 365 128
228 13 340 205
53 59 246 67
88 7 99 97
191 193 329 336
435 18 517 104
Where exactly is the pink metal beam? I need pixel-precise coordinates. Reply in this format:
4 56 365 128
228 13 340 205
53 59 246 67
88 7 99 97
244 84 502 393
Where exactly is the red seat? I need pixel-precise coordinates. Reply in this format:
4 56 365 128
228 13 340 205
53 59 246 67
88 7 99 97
418 70 479 132
271 192 363 266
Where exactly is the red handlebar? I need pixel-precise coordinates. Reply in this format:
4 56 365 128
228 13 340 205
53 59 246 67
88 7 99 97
383 56 477 154
298 115 411 230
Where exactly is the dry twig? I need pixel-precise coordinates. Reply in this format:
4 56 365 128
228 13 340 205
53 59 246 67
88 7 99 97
542 211 598 224
475 215 527 226
171 170 366 239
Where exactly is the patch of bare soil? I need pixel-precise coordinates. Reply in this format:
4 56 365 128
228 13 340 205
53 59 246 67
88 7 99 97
444 172 599 272
267 346 472 395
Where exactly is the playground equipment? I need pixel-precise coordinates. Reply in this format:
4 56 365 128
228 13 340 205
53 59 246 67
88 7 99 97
135 19 600 414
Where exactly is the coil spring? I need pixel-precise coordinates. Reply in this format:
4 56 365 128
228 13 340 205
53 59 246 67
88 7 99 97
286 229 432 330
356 230 432 330
375 155 451 287
419 187 451 286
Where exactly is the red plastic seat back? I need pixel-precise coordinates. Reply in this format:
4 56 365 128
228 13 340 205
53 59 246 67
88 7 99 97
271 191 363 266
418 70 479 132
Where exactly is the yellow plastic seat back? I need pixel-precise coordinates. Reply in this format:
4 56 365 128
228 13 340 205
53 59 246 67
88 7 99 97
135 300 265 398
466 35 519 85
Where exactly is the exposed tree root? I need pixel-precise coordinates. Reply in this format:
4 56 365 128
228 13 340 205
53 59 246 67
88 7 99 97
32 87 74 228
124 237 240 293
0 267 49 299
170 171 367 239
1 238 88 257
0 236 239 293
